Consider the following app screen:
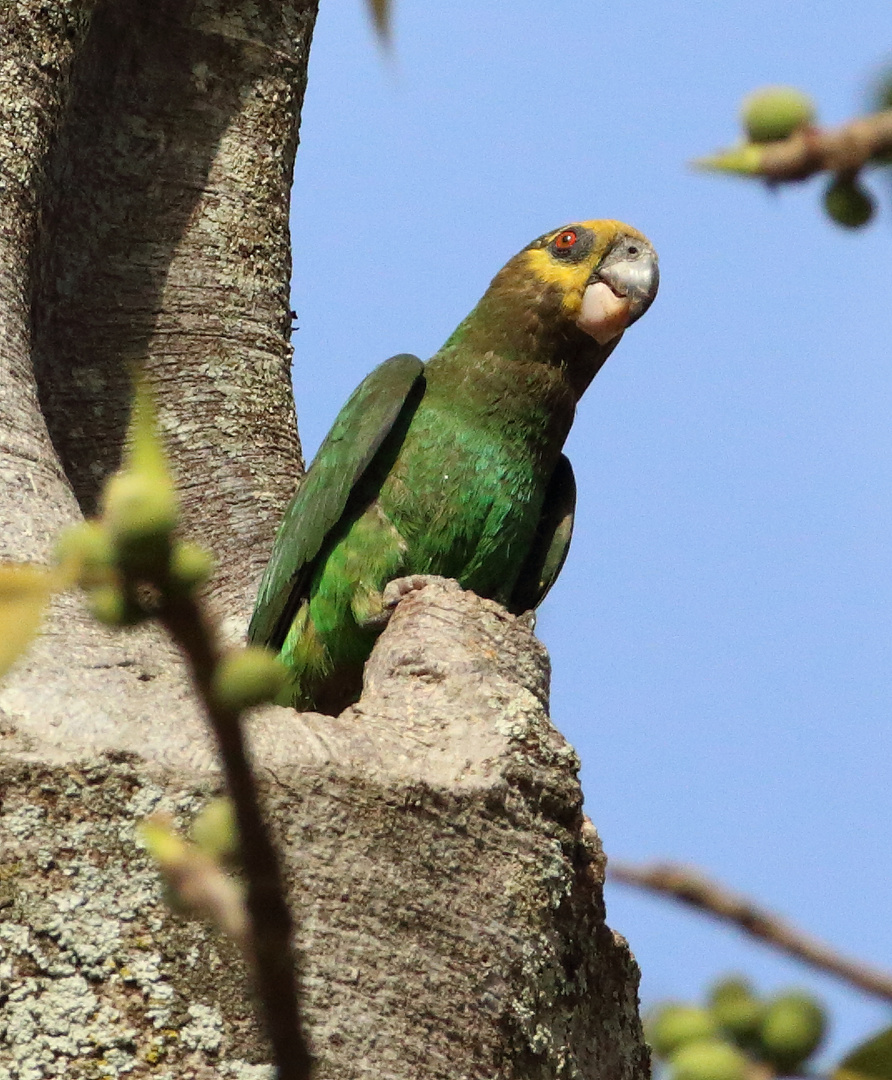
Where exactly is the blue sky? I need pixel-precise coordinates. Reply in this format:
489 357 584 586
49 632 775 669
289 0 892 1061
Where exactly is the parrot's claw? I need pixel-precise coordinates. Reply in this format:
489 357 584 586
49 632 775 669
355 575 435 631
381 574 435 610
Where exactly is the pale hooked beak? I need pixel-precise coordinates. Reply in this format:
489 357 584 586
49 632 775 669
577 241 659 345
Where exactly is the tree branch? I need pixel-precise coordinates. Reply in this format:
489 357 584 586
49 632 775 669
610 860 892 1005
696 109 892 181
159 594 313 1080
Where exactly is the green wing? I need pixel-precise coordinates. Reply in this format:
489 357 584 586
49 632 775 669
508 454 576 614
248 354 425 649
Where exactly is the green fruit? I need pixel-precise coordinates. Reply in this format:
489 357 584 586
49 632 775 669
87 583 144 627
169 541 215 594
191 797 239 864
102 470 178 573
212 647 289 710
708 976 764 1044
741 86 816 142
824 175 875 228
56 521 116 588
758 991 827 1072
647 1005 719 1058
670 1039 749 1080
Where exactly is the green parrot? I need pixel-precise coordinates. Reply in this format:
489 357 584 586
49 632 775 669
249 219 659 713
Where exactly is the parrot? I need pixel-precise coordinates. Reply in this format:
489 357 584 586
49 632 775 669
249 219 659 714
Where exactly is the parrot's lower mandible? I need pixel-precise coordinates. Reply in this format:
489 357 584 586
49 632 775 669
248 220 659 713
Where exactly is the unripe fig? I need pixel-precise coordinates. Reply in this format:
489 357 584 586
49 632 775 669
56 521 116 588
191 798 239 864
87 583 144 627
212 647 289 710
670 1038 749 1080
138 818 193 914
741 86 816 142
708 976 764 1044
169 541 215 593
102 471 177 572
647 1004 718 1058
758 991 827 1072
824 175 875 228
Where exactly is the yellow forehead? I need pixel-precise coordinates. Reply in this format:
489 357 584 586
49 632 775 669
544 218 645 247
520 219 646 315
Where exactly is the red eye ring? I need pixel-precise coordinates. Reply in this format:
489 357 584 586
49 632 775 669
554 229 578 251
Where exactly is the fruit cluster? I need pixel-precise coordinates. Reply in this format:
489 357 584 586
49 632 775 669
740 86 876 229
646 977 827 1080
56 383 214 626
55 379 288 710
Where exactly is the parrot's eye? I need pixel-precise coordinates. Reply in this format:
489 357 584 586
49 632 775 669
545 226 592 260
554 230 578 251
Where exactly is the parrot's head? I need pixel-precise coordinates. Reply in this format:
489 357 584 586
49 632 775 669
517 219 659 346
437 219 658 397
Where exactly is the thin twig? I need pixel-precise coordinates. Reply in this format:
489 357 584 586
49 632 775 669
696 109 892 181
159 593 313 1080
609 860 892 1005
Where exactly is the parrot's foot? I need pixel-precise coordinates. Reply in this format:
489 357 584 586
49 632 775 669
382 574 435 609
356 575 443 631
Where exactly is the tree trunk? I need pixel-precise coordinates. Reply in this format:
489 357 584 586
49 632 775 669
0 3 649 1076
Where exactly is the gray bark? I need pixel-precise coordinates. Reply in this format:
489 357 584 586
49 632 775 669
2 0 307 615
0 2 649 1076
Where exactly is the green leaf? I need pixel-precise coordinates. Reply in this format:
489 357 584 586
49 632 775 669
835 1025 892 1080
692 143 766 176
126 374 173 483
0 564 57 680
